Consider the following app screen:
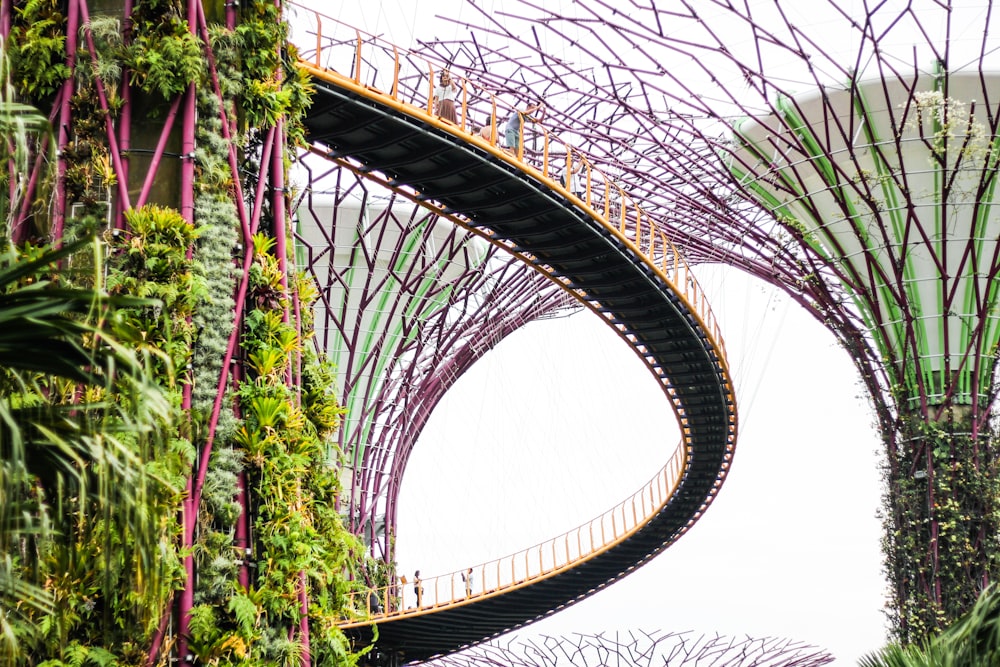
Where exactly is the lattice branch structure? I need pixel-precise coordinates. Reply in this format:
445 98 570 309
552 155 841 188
294 155 578 563
397 0 1000 642
428 630 833 667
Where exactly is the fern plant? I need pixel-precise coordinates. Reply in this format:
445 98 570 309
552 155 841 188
124 15 203 100
7 0 72 100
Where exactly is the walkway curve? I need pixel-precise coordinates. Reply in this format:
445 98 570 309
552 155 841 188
294 12 737 662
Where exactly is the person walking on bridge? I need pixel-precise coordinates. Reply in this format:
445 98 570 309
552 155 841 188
413 570 424 607
504 99 545 156
433 70 460 123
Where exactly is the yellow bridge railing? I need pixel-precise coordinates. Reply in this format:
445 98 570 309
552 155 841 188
288 2 728 367
340 442 688 624
287 2 736 627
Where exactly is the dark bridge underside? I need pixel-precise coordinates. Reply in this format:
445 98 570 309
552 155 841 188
303 70 735 663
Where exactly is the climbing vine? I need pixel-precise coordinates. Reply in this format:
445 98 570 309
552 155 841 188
882 416 1000 643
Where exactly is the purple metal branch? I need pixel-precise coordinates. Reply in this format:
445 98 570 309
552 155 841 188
175 0 200 655
0 0 9 39
76 0 132 212
294 163 577 560
12 114 55 242
134 96 182 209
270 105 311 663
114 0 134 230
51 0 79 241
408 2 982 433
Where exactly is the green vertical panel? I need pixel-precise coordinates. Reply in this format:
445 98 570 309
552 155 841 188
734 78 1000 407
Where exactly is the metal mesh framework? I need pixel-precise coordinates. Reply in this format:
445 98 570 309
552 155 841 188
429 630 834 667
407 1 1000 433
393 0 1000 642
293 156 577 564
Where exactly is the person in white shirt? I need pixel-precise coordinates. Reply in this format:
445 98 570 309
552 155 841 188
433 70 459 123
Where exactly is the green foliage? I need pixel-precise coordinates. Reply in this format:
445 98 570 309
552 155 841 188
0 60 53 236
282 50 315 147
247 234 286 311
234 0 313 136
124 13 204 99
224 231 363 664
81 16 125 90
190 78 239 439
235 2 282 81
120 205 200 280
7 0 72 100
0 238 186 665
861 585 1000 667
1 0 354 663
882 417 1000 643
61 43 118 214
301 350 346 442
206 25 244 100
106 204 200 385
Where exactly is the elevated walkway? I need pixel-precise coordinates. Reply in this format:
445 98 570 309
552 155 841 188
294 9 737 662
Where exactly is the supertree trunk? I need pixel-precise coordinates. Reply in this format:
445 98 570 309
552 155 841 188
1 0 356 663
415 0 1000 643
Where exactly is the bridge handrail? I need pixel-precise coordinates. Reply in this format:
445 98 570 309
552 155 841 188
286 2 727 363
339 437 688 623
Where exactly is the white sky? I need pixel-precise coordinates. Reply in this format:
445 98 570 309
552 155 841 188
394 268 886 664
291 1 891 662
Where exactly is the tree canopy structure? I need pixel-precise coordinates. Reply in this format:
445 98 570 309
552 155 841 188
411 0 1000 642
294 159 578 568
430 630 833 667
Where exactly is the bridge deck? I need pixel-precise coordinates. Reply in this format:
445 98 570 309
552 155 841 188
301 61 736 663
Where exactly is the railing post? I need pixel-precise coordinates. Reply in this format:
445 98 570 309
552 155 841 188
542 131 550 176
392 46 399 98
354 30 362 82
315 14 321 67
460 79 468 131
491 96 498 144
603 175 611 217
427 63 435 115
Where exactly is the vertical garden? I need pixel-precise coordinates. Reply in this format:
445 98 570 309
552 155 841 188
1 0 368 664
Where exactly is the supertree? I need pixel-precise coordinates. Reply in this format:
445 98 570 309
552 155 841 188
0 0 363 663
429 630 833 667
412 0 1000 644
293 155 578 570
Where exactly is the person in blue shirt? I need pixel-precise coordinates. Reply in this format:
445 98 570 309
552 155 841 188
504 99 545 155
